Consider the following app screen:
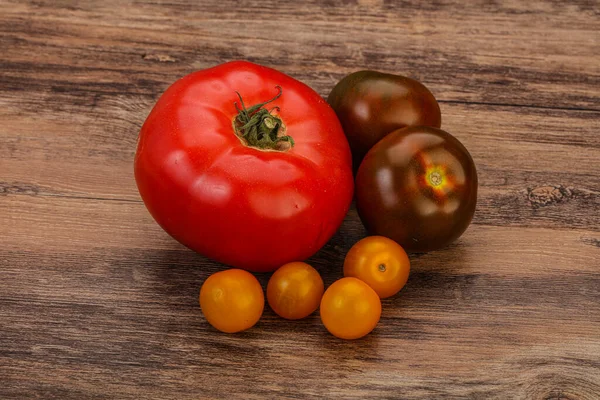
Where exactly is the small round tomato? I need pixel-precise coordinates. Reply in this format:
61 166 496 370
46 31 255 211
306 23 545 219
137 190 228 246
199 269 264 333
356 126 478 252
320 277 381 339
267 262 324 320
344 236 410 298
327 70 441 171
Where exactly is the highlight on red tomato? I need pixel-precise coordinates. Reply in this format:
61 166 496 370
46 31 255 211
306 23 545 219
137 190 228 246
199 269 264 334
356 126 478 252
135 61 354 272
344 236 410 298
327 70 441 171
320 277 381 340
267 262 324 320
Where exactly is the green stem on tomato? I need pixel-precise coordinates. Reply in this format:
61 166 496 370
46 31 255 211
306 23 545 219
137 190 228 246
232 86 294 151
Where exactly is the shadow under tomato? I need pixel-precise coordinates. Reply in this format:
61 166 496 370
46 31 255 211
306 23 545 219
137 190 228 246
306 204 367 286
315 324 382 355
133 205 476 346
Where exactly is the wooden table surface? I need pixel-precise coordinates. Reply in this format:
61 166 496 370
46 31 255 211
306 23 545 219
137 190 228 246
1 1 599 398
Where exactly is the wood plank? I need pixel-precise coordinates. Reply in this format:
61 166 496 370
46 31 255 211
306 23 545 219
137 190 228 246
1 0 598 110
1 230 599 399
1 196 598 277
2 102 598 231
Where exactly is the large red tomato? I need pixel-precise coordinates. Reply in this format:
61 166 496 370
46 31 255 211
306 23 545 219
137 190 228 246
135 61 354 272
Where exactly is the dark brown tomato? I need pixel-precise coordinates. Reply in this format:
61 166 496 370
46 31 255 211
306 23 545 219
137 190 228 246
327 71 441 171
356 126 477 252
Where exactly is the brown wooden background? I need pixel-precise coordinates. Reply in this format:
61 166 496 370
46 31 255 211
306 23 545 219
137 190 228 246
1 0 599 398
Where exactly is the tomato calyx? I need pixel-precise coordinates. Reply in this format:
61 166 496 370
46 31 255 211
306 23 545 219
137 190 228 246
232 86 295 151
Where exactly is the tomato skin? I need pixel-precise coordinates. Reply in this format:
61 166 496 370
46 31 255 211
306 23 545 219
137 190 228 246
199 269 264 333
327 70 441 170
344 236 410 298
320 277 381 340
267 262 324 320
135 61 354 272
356 126 477 252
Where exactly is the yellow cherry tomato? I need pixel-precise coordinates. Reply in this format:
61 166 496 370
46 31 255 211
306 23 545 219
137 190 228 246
267 262 324 320
320 277 381 339
344 236 410 298
199 269 264 333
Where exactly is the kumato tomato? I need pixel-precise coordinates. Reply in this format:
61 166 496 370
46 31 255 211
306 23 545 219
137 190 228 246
320 277 381 339
344 236 410 298
199 269 264 333
327 70 441 171
356 126 477 252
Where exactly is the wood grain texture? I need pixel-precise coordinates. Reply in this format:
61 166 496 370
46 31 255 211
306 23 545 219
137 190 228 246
1 0 599 398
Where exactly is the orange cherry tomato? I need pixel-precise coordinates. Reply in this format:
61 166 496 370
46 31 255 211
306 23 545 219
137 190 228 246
199 269 264 333
320 277 381 339
267 262 324 320
344 236 410 298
